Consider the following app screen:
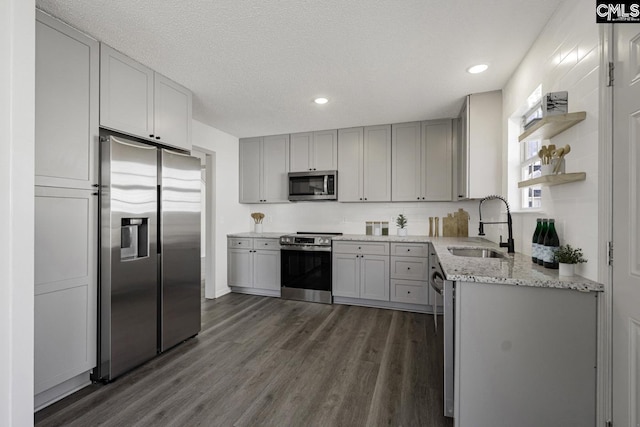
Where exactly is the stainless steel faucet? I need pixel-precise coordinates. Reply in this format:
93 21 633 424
478 195 515 253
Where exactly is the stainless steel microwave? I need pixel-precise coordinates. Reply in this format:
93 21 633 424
288 170 337 201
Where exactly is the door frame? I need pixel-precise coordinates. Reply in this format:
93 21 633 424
191 147 216 299
597 23 614 427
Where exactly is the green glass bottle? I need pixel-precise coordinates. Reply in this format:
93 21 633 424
532 218 542 263
536 219 548 266
543 219 560 269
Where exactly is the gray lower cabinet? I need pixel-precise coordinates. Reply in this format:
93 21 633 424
332 242 390 301
455 282 597 427
227 237 280 294
239 135 290 203
34 10 99 409
389 243 430 305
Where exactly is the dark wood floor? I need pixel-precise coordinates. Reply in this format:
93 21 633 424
36 294 452 427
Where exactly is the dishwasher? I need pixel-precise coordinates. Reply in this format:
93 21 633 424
429 247 454 418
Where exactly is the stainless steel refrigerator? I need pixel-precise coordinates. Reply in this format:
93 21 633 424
97 135 201 381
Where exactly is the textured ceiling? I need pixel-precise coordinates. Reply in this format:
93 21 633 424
36 0 562 138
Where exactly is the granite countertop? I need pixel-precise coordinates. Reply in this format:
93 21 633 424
333 234 431 243
227 232 288 238
334 234 604 293
226 232 603 292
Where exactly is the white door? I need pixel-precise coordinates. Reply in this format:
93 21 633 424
613 23 640 427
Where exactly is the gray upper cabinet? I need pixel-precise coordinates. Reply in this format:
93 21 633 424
290 129 337 172
262 134 290 203
100 44 192 151
423 119 452 201
337 127 363 202
35 11 99 190
392 122 422 201
239 137 262 203
153 73 193 151
392 120 452 201
338 125 391 202
456 91 502 199
239 135 290 203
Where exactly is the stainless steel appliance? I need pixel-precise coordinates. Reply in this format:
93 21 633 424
280 232 341 303
288 170 337 201
97 135 201 381
429 254 454 418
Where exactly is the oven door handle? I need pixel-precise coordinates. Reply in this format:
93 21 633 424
430 271 444 295
281 245 332 252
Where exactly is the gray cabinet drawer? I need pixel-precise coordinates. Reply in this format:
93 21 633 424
390 279 429 305
333 241 390 255
254 238 281 250
391 242 429 257
228 238 253 249
390 256 428 280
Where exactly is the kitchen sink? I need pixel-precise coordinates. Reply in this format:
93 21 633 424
447 247 506 258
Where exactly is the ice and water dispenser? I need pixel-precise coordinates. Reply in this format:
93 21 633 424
121 218 149 260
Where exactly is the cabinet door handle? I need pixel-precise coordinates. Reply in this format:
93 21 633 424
407 249 411 252
149 134 155 138
364 198 368 201
359 198 363 201
156 136 161 140
407 267 411 270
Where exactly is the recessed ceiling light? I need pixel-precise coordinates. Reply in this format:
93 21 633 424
314 97 329 105
467 64 489 74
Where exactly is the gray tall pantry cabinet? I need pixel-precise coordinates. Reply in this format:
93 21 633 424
34 10 99 409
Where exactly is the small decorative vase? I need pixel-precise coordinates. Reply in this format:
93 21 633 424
254 223 263 234
397 228 408 237
558 263 575 277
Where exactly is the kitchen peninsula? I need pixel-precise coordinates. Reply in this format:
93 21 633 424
228 232 603 427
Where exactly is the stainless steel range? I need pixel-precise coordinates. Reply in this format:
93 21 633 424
280 232 342 304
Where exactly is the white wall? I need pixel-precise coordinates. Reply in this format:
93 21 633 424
192 120 249 298
244 200 497 239
503 0 600 280
0 0 35 425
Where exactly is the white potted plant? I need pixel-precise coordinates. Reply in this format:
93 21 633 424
396 214 408 237
554 244 587 276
